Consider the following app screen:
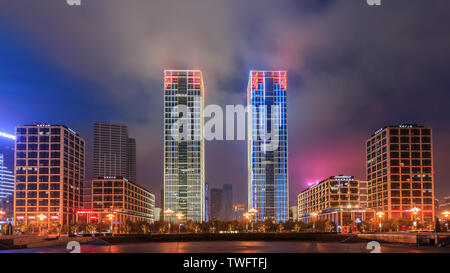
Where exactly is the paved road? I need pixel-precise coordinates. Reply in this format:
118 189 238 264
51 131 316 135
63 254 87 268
1 240 449 253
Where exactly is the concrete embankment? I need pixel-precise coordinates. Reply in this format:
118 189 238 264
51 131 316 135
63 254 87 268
0 235 93 249
357 233 450 246
100 233 351 244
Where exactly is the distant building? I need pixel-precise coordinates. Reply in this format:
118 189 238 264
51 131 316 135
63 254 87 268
210 184 233 221
154 208 162 222
289 206 298 221
440 196 450 212
222 184 232 221
126 138 137 184
205 183 209 222
210 188 223 220
14 124 85 227
298 176 372 226
94 123 137 183
91 177 155 225
0 131 15 220
435 198 440 215
232 203 246 221
366 125 435 224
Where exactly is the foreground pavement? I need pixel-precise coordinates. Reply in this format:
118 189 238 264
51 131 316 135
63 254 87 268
1 240 449 253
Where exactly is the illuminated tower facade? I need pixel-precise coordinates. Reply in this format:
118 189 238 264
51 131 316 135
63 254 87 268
14 124 85 227
247 70 288 222
0 131 15 219
366 125 435 224
164 70 205 222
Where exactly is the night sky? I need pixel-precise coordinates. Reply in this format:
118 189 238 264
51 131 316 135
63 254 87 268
1 0 450 207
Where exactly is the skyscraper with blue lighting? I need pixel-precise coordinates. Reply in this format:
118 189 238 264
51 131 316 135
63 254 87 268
0 131 15 219
247 70 288 222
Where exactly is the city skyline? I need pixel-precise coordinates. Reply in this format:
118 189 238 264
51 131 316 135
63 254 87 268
1 0 450 207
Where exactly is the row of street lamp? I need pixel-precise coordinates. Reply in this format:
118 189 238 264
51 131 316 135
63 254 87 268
308 207 450 232
163 208 184 233
163 208 259 233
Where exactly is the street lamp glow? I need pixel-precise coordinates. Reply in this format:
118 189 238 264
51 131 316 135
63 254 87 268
37 214 47 221
106 213 116 220
376 211 384 218
442 211 450 218
248 208 258 215
164 208 174 215
164 208 175 234
410 207 421 215
176 212 184 220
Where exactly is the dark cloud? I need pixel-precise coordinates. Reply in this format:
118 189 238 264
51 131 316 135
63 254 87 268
1 0 450 205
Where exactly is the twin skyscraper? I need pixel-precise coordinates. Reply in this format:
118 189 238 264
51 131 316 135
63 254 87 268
163 70 289 223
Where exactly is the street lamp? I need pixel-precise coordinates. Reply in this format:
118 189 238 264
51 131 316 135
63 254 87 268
442 211 450 219
442 211 450 230
243 212 251 232
310 212 318 232
176 212 184 233
37 214 47 235
106 213 116 235
248 208 258 232
164 208 174 234
409 207 421 230
376 211 384 232
0 210 5 219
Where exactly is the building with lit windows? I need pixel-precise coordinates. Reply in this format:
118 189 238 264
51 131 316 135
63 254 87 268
366 125 435 224
14 124 85 228
247 70 288 222
164 70 205 222
93 123 137 183
90 177 155 226
0 131 15 220
298 176 371 226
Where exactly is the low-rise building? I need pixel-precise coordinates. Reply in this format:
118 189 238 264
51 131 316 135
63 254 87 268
88 177 155 226
298 175 373 227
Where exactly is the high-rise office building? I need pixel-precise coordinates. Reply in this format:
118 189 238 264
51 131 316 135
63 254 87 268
0 131 15 219
164 70 205 222
93 123 137 183
247 70 288 222
223 183 232 221
366 125 435 224
14 124 85 227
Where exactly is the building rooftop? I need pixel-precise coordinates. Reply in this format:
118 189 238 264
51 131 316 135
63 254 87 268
371 124 425 137
300 175 356 194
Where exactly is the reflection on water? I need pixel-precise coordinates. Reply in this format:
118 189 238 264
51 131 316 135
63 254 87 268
2 240 449 253
73 241 446 254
